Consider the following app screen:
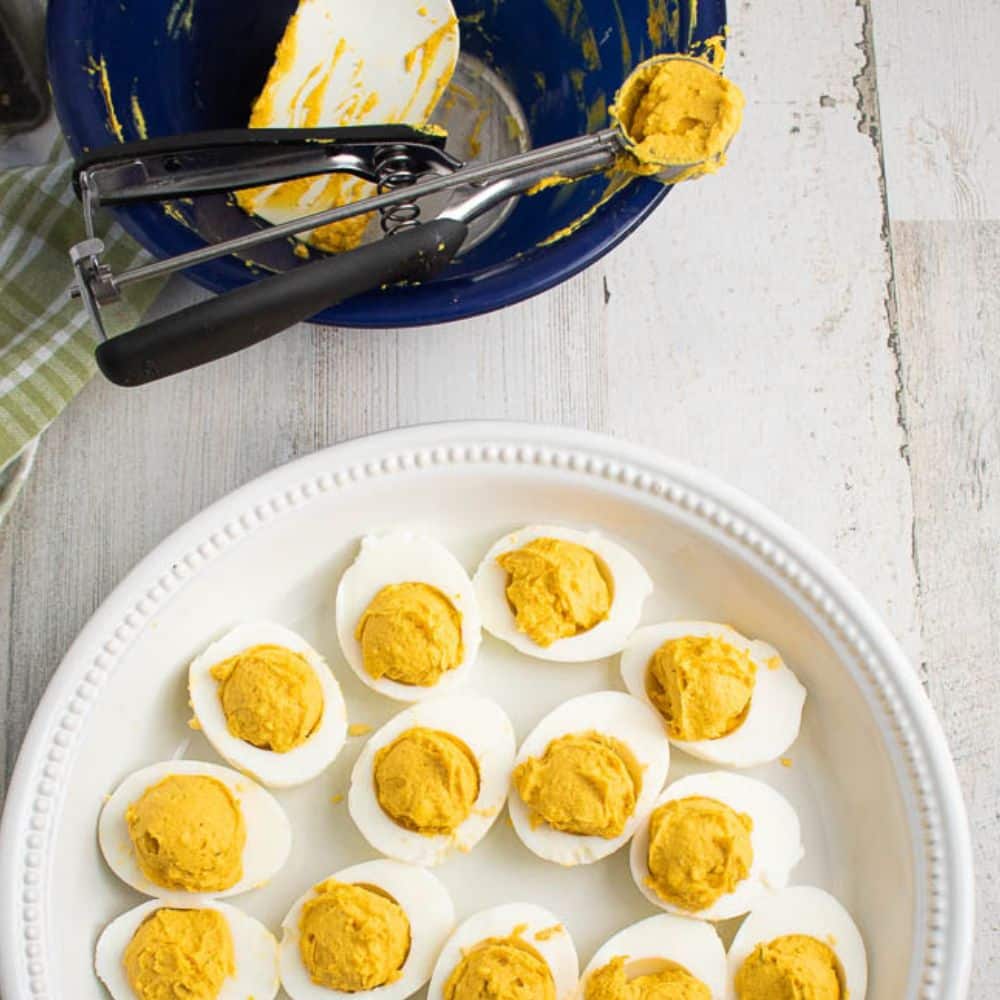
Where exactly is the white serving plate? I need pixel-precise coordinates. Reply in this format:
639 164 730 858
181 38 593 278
0 422 974 1000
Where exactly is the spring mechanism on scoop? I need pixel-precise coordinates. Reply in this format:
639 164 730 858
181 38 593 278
373 144 422 236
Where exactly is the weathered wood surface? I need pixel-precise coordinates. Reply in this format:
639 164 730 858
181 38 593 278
0 0 996 992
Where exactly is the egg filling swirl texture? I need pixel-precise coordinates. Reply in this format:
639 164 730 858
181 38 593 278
125 775 246 893
585 956 710 1000
356 582 464 686
444 934 556 1000
646 796 753 911
374 727 481 834
735 935 845 999
299 880 412 991
497 538 612 647
211 644 324 753
645 636 756 741
123 907 235 1000
513 731 641 838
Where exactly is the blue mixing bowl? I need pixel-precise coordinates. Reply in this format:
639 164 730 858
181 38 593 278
48 0 726 328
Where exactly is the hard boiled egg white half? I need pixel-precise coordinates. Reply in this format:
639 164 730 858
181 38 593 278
629 771 803 921
280 859 455 1000
336 532 482 701
580 913 727 1000
98 759 292 901
189 622 347 788
510 691 670 866
349 693 516 865
726 886 867 999
95 899 279 1000
427 903 579 1000
473 524 653 662
620 621 806 768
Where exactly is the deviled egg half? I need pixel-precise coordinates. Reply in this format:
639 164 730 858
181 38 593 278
188 622 347 788
98 759 291 900
580 914 727 1000
510 691 670 866
349 693 516 865
473 524 652 662
727 886 867 999
620 621 806 767
96 899 279 1000
280 859 455 1000
336 532 482 701
427 903 578 1000
629 771 803 921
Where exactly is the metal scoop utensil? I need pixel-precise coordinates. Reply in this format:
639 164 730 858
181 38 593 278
69 55 708 386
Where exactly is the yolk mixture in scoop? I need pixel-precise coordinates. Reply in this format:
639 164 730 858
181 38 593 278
498 538 612 647
211 644 324 753
613 57 745 177
356 582 464 686
646 796 753 911
513 731 641 838
445 933 555 1000
585 955 710 1000
123 907 235 1000
646 635 756 741
299 880 412 991
735 935 845 999
126 775 246 893
374 726 480 834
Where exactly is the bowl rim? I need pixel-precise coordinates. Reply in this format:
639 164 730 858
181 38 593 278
45 0 681 328
0 420 974 999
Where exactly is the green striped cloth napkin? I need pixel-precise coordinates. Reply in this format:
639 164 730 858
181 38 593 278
0 137 164 469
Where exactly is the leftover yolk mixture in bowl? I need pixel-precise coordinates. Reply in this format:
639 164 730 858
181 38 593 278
374 726 481 834
646 796 753 911
514 731 641 838
125 774 246 893
356 582 464 686
123 907 235 1000
444 933 555 1000
497 537 613 647
585 955 710 1000
736 935 846 999
211 643 324 753
298 880 412 991
646 635 756 741
613 55 745 178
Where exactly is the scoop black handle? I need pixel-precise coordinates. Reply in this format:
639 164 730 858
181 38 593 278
95 217 468 387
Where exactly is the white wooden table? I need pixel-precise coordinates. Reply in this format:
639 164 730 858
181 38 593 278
1 0 997 992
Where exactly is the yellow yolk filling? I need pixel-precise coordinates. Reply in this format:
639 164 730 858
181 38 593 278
356 582 464 686
735 935 845 1000
645 635 756 741
210 644 324 753
374 726 480 834
646 796 753 911
125 775 246 893
497 538 612 647
585 956 710 1000
299 880 412 992
444 934 555 1000
513 731 641 839
612 57 745 177
123 907 235 1000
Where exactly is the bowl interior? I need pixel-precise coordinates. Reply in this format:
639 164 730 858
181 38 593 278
45 462 912 998
48 0 725 326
